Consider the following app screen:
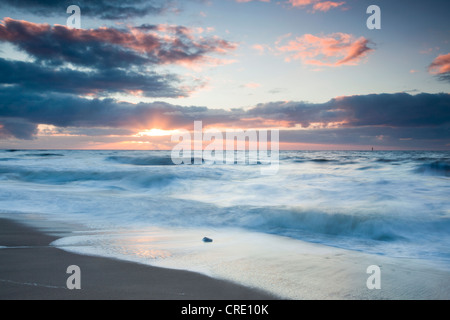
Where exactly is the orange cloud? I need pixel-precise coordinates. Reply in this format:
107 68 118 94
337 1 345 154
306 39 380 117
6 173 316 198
236 0 345 12
428 53 450 75
278 33 374 67
235 0 270 2
288 0 314 7
288 0 345 12
312 1 345 12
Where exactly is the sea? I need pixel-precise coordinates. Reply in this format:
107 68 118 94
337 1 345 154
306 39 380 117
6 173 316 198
0 150 449 298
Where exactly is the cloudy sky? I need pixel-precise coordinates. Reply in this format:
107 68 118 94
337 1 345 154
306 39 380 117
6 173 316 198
0 0 449 150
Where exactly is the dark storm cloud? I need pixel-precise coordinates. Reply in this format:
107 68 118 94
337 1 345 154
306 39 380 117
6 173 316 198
0 87 241 139
0 58 187 97
0 18 235 98
280 126 450 149
249 93 450 128
332 93 450 127
0 19 150 69
0 18 236 69
437 73 450 83
1 0 172 20
0 118 38 140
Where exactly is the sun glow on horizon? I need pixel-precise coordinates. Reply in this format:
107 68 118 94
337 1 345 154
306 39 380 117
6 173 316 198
134 128 184 137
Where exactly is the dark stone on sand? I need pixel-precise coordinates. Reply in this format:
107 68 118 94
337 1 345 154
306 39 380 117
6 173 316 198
202 237 213 243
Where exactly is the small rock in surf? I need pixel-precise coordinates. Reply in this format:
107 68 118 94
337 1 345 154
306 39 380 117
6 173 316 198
202 237 213 243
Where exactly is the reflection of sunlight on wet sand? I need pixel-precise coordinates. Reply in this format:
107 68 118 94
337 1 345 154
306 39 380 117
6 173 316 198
108 231 173 259
52 226 450 300
115 247 172 259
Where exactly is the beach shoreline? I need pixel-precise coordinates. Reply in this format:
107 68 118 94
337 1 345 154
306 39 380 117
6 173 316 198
0 217 278 300
2 213 450 300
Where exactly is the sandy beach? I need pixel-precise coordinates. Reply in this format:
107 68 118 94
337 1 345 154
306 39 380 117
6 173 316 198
0 218 277 300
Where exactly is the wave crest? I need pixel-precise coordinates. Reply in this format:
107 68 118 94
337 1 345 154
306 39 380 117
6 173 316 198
415 162 450 177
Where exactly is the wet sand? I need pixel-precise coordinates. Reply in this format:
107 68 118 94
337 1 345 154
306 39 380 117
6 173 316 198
0 218 277 300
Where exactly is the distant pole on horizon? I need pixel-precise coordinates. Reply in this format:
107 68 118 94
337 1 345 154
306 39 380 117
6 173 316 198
372 147 374 151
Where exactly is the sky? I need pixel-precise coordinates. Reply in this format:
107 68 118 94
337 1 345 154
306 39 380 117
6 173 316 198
0 0 449 150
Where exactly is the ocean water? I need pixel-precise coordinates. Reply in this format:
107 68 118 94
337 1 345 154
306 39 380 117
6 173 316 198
0 150 449 297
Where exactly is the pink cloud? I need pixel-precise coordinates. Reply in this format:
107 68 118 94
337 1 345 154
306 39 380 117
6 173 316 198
312 1 345 12
277 33 374 67
288 0 345 13
252 44 270 55
235 0 270 3
288 0 314 7
428 53 450 75
239 0 346 13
